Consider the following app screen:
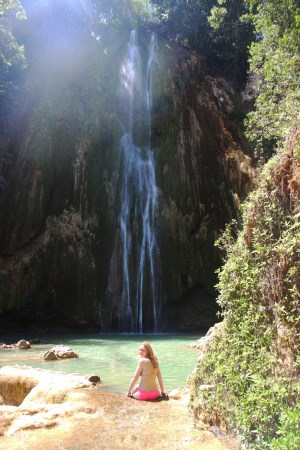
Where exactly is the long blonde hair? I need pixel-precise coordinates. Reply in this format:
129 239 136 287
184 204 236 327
142 341 158 368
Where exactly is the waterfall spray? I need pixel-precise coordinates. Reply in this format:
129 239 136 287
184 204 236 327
105 32 160 333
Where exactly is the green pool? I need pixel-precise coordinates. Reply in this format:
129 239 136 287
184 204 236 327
0 334 200 393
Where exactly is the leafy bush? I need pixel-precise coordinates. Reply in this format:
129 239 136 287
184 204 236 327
268 401 300 450
190 147 300 448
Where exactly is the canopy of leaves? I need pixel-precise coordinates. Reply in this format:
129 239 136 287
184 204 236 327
244 0 300 159
0 0 27 96
151 0 254 85
85 0 149 29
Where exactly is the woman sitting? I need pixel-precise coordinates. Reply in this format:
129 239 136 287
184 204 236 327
126 341 165 401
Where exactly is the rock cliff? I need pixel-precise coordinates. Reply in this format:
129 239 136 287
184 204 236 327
0 16 255 331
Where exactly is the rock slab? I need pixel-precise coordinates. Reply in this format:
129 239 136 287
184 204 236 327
0 365 237 450
42 345 79 360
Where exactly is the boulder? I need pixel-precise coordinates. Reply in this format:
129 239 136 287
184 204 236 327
15 340 31 350
188 322 225 356
188 322 225 391
86 374 101 383
42 345 79 360
168 387 190 400
29 338 41 345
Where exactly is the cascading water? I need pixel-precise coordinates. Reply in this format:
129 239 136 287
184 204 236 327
105 31 160 333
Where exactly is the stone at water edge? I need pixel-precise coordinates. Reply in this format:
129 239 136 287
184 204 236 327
168 387 190 400
87 374 101 383
15 340 31 349
42 345 79 360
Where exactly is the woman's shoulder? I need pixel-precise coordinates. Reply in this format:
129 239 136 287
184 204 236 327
140 357 150 364
141 358 157 369
140 357 156 368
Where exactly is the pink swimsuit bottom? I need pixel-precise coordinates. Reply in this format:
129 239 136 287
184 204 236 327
136 387 160 401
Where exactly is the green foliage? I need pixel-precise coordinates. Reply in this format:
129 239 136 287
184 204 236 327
0 0 27 187
0 0 27 96
190 152 300 448
89 0 152 34
244 0 300 159
208 5 227 30
152 0 254 85
268 401 300 450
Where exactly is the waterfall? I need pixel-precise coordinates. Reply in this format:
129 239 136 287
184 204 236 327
105 31 160 333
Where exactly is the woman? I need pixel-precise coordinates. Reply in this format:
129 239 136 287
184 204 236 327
126 341 165 400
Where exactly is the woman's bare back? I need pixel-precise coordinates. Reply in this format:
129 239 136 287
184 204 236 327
139 358 157 391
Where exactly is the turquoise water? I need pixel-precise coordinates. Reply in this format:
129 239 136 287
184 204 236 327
0 334 200 393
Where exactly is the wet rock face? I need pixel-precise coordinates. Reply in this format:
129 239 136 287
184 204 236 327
0 28 255 331
151 46 255 328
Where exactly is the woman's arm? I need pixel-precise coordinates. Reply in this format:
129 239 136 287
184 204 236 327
156 366 164 393
126 360 143 396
